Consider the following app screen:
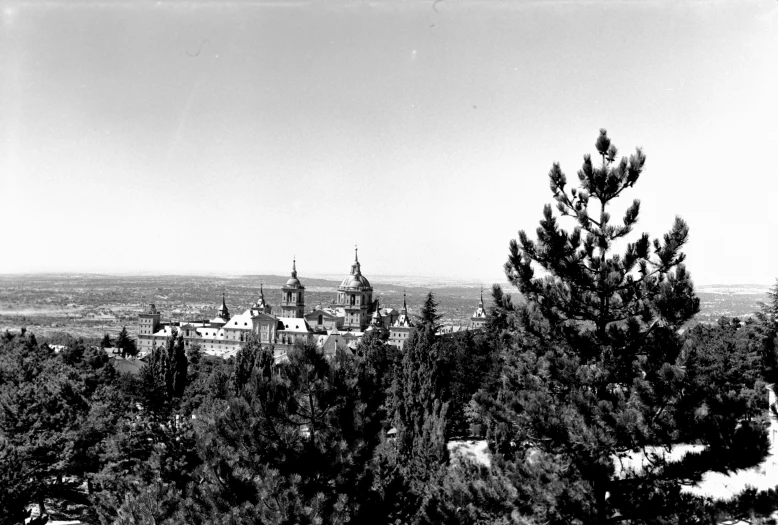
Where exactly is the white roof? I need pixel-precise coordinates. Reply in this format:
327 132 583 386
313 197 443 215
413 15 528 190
195 326 226 340
224 309 254 329
277 317 313 333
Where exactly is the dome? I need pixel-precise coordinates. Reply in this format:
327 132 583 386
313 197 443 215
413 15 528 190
287 277 301 287
337 246 372 290
339 273 371 290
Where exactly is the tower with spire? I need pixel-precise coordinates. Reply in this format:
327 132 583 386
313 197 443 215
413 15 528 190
280 258 305 318
365 298 389 339
470 287 487 329
251 283 272 316
336 246 373 331
389 291 414 348
209 292 231 326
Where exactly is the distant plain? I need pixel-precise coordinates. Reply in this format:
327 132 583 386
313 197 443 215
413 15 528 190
0 274 770 340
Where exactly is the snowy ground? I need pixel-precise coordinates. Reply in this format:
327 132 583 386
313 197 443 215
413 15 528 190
448 439 491 468
448 440 778 502
682 454 778 500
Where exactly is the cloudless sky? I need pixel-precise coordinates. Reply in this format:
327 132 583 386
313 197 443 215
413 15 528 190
1 0 776 285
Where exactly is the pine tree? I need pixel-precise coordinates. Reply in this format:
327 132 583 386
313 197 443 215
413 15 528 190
482 129 764 523
194 342 386 524
0 330 90 520
100 333 112 349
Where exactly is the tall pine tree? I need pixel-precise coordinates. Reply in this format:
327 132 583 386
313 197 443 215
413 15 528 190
482 129 765 523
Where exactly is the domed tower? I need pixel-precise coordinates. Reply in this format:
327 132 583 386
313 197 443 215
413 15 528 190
280 259 305 318
336 247 373 331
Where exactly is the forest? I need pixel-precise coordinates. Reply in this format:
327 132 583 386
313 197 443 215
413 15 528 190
2 130 778 525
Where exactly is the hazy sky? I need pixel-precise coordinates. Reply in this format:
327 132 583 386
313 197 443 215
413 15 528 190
1 0 776 285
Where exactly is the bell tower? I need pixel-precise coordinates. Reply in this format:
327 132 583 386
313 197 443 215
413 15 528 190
280 258 305 318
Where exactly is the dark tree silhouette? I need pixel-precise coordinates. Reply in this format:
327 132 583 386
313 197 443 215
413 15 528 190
478 129 764 523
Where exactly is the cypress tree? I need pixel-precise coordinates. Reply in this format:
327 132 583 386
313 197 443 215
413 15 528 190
419 291 442 330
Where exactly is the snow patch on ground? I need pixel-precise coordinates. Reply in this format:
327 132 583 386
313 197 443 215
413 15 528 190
682 454 778 500
448 439 491 468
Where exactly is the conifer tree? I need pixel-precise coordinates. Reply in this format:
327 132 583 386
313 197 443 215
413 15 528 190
0 330 90 520
195 342 386 524
754 278 778 384
140 330 188 414
377 305 451 523
483 129 763 523
419 291 442 330
115 326 137 358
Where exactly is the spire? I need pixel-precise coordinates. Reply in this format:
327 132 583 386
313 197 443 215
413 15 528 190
402 291 407 312
479 286 484 306
372 298 382 325
291 257 297 279
217 291 230 320
256 283 266 307
350 245 361 275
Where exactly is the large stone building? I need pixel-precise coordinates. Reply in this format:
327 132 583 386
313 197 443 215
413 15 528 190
136 260 315 357
136 251 488 357
136 252 383 358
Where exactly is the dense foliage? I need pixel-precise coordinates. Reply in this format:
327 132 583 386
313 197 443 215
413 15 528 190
2 131 777 524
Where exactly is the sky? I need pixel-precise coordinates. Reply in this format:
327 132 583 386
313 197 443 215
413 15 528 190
1 0 776 285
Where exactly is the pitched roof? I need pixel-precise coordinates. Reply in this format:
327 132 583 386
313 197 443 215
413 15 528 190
305 309 338 320
276 317 314 333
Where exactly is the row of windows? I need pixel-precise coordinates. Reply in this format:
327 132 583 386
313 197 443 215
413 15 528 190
338 293 372 305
